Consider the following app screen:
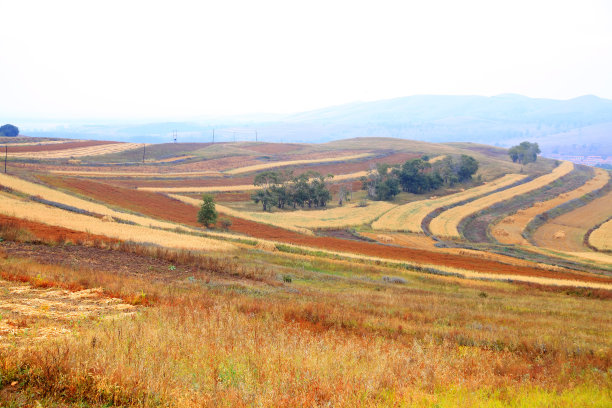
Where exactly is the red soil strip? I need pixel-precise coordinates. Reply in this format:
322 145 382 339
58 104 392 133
6 140 119 153
213 192 253 202
38 177 612 285
0 214 118 244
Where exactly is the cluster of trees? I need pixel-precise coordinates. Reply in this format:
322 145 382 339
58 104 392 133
508 141 540 165
361 155 479 201
0 124 19 137
251 170 333 211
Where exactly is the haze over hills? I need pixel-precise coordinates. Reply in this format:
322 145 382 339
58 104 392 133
17 94 612 157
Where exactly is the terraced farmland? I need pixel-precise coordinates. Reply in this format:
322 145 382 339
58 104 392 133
491 168 610 245
372 173 525 232
8 142 144 159
590 219 612 251
429 161 574 239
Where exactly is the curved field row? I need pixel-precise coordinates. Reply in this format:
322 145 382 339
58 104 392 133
8 143 144 159
171 194 396 233
50 169 222 178
372 174 526 232
138 170 371 193
0 139 80 147
492 168 610 245
224 153 373 175
0 173 184 231
590 219 612 251
5 140 116 153
35 176 612 286
0 193 234 252
532 187 612 252
430 161 574 239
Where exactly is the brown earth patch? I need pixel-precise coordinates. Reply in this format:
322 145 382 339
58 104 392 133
241 143 303 154
5 140 119 153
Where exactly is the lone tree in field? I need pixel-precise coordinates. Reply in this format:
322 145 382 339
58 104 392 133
0 124 19 137
508 141 541 165
198 193 217 227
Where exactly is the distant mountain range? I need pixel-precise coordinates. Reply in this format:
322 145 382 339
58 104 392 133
21 94 612 156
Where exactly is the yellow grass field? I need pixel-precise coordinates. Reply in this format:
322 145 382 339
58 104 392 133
492 168 610 245
372 174 526 232
430 161 574 239
172 194 396 233
428 155 447 163
50 169 222 178
0 193 234 251
0 173 187 231
139 170 371 193
224 153 373 175
8 143 144 159
589 219 612 251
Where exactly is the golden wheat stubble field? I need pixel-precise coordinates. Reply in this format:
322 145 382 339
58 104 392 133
1 139 611 406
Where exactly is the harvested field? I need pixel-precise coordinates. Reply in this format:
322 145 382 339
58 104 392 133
5 140 117 153
0 173 184 230
225 153 373 175
590 218 612 251
0 194 234 252
171 194 612 285
138 170 371 193
372 174 526 232
240 143 303 154
50 170 223 178
428 155 447 163
492 168 610 245
8 142 144 159
532 189 612 252
172 194 395 232
430 161 574 239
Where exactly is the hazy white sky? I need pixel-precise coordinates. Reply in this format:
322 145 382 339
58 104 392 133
1 0 611 119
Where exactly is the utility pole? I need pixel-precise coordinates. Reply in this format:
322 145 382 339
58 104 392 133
4 146 7 174
173 130 177 143
212 128 215 143
142 144 146 164
255 130 258 142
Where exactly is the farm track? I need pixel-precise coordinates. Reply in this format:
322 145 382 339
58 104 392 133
492 168 609 245
31 177 611 283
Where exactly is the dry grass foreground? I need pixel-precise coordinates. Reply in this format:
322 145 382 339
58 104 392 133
492 168 610 245
430 161 574 239
138 170 371 193
0 193 234 252
224 152 373 175
372 173 526 232
532 188 612 252
7 142 144 159
589 218 612 252
0 276 135 347
172 194 396 234
0 240 610 406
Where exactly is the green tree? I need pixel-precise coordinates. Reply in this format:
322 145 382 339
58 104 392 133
508 141 541 165
198 193 218 227
0 124 19 137
457 155 479 181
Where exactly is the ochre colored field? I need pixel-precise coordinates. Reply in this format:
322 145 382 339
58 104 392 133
430 161 574 239
6 140 117 153
173 194 395 232
0 193 234 252
8 142 144 159
37 175 611 285
0 173 182 231
372 173 526 232
225 153 373 175
139 170 371 193
588 218 612 251
532 189 612 252
492 168 610 245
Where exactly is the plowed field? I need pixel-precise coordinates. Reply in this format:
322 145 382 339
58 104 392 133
5 140 117 153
